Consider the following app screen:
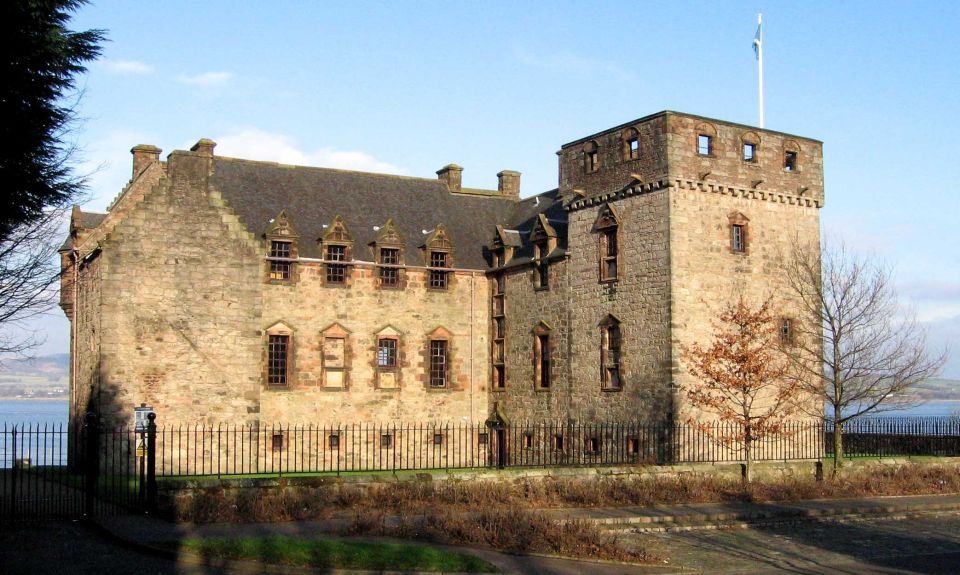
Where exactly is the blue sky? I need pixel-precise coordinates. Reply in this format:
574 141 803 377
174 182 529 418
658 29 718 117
28 1 960 376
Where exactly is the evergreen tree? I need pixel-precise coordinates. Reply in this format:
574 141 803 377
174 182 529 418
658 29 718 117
0 0 105 240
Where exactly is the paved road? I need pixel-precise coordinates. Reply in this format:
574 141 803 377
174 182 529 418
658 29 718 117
5 511 960 574
630 510 960 574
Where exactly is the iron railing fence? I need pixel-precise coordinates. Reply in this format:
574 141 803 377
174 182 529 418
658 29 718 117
826 416 960 458
149 420 826 477
0 421 149 520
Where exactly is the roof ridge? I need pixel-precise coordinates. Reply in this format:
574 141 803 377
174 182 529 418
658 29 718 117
214 155 446 185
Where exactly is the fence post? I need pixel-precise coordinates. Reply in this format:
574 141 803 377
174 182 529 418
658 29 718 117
146 412 157 514
83 412 99 518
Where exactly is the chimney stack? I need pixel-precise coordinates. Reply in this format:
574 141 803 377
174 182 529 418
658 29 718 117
190 138 217 157
130 144 162 179
436 164 463 192
497 170 521 198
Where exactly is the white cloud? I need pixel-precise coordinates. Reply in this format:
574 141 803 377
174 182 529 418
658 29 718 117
214 128 405 175
177 71 233 87
104 59 154 75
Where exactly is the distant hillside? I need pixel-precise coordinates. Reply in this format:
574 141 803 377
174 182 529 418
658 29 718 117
0 353 69 399
915 378 960 401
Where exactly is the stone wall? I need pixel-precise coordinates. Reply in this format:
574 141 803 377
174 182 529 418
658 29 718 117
79 150 264 427
258 264 489 424
564 190 674 423
491 259 572 421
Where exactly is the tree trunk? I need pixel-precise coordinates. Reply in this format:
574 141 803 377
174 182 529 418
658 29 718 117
744 430 753 483
833 418 844 476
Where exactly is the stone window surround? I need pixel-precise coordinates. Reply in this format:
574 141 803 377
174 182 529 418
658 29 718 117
728 212 750 255
425 327 454 391
492 273 506 391
600 315 623 392
779 317 795 345
695 122 718 157
621 126 641 161
533 241 550 290
264 322 295 388
583 140 600 173
783 141 801 173
741 131 761 164
321 323 350 390
533 322 551 391
375 331 402 390
595 204 621 284
377 246 403 289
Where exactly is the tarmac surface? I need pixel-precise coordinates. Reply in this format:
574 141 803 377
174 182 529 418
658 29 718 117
3 493 960 574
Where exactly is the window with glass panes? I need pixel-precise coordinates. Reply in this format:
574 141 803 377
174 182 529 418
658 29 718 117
429 251 449 289
326 244 347 283
379 247 400 287
269 241 292 280
267 334 289 385
429 340 448 387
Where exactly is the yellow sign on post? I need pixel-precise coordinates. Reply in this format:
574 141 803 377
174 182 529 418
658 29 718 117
136 438 146 457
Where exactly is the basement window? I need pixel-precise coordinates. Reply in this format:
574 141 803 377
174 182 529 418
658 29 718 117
328 433 340 450
381 434 393 449
271 433 284 451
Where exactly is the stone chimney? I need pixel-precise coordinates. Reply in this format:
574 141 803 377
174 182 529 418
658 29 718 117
190 138 217 157
497 170 521 199
130 145 162 179
436 164 463 192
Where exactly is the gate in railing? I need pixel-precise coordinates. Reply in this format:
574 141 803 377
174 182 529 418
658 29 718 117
0 413 157 521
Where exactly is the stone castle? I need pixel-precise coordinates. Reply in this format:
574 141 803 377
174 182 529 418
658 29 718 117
60 111 823 429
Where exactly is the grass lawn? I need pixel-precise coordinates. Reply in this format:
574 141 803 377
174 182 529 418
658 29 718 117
176 536 498 573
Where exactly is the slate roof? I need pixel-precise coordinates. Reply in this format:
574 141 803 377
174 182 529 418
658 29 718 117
211 158 531 268
59 211 107 251
500 189 569 264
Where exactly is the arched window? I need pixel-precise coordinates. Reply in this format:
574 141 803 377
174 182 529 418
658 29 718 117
783 140 801 172
583 140 600 173
695 122 718 156
622 127 640 160
741 131 761 163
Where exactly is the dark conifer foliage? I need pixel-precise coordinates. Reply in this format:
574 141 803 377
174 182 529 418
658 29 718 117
0 0 105 240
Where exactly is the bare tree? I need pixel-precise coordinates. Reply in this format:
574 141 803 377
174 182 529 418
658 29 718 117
0 207 66 360
784 239 947 474
681 296 801 482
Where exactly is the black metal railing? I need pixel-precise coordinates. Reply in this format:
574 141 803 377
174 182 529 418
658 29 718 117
3 414 959 519
826 416 960 458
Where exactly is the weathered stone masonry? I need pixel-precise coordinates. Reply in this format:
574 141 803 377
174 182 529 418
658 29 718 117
61 110 823 430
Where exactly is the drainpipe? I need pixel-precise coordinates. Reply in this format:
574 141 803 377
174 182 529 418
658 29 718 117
71 249 79 427
469 272 475 424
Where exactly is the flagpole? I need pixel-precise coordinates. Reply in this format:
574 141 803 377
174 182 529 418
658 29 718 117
757 13 764 129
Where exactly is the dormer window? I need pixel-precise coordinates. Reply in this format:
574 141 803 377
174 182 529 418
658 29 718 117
321 215 353 286
264 210 298 283
326 245 347 284
424 224 453 291
533 241 549 290
379 247 400 287
269 241 292 280
429 251 449 289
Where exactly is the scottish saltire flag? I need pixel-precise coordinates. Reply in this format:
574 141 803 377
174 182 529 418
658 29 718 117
753 22 762 59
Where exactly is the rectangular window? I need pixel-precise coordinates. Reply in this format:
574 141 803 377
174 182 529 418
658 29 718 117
523 433 534 449
429 251 449 289
493 294 505 316
493 365 505 389
780 318 794 344
328 433 340 450
603 324 622 390
536 334 550 389
784 150 798 171
601 229 618 281
552 434 564 452
271 433 284 451
326 245 347 284
493 251 504 268
743 142 756 162
586 151 599 172
269 241 292 280
379 247 400 287
429 340 448 388
495 274 505 295
381 434 393 449
627 437 640 455
433 433 444 446
377 338 397 368
478 432 489 445
495 317 505 339
697 134 712 155
627 137 640 159
586 436 600 455
267 334 289 385
731 224 746 253
534 242 549 290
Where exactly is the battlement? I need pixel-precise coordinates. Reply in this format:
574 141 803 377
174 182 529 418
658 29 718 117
558 111 824 205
